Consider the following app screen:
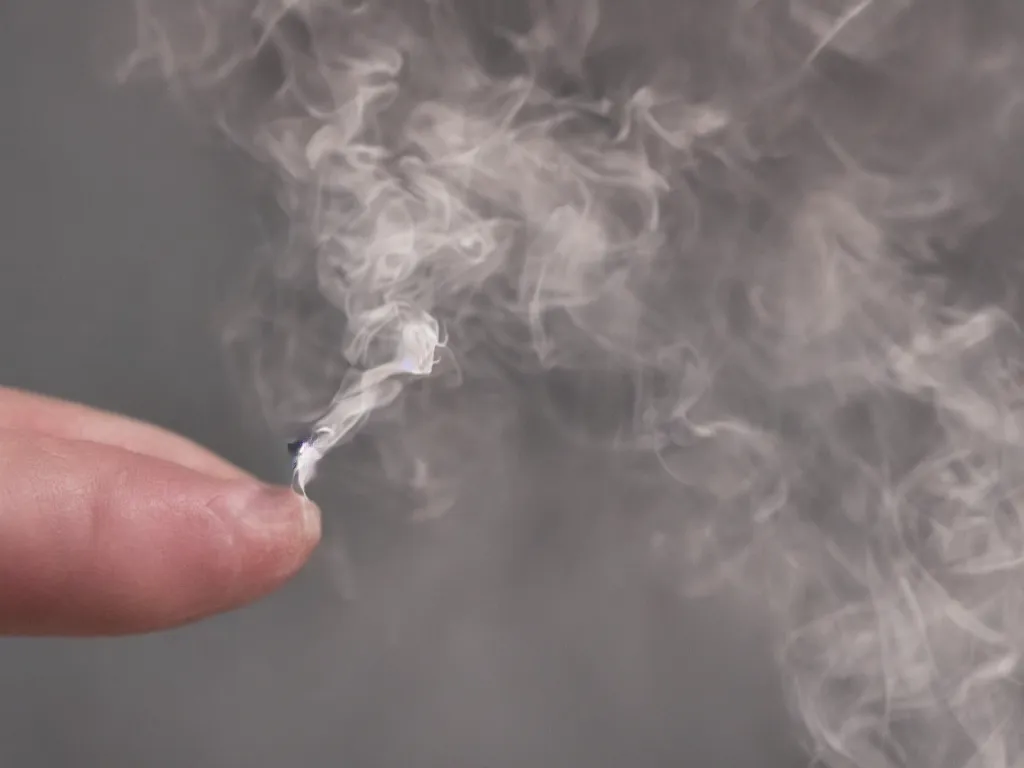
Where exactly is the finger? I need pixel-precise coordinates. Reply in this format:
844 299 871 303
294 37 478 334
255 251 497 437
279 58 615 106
0 429 321 636
0 386 249 480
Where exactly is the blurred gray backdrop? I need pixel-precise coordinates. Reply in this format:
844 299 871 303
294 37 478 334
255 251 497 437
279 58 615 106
0 2 802 766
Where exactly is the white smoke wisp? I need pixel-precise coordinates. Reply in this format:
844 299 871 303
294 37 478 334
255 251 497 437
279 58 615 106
121 0 1024 766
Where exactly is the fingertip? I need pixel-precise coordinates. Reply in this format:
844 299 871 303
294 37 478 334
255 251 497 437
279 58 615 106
0 435 323 636
222 485 322 544
208 484 323 602
128 478 326 631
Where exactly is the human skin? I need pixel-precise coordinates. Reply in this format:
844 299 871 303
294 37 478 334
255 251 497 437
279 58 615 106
0 386 321 637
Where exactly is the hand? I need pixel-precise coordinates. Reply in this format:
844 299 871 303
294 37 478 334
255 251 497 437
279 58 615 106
0 387 321 637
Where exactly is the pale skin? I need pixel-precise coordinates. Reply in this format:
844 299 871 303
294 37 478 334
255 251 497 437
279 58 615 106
0 386 321 637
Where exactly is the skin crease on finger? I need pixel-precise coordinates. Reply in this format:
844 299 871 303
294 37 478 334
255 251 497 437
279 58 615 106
0 427 321 637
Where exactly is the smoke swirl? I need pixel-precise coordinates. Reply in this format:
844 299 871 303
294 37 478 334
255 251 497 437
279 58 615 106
122 1 1024 765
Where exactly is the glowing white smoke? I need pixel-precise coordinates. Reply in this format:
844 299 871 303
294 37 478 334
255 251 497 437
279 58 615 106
120 1 1024 766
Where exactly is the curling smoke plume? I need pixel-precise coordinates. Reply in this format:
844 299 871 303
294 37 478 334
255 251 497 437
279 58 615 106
122 0 1024 765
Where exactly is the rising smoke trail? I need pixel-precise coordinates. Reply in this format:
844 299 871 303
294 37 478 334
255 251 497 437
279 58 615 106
120 1 1024 766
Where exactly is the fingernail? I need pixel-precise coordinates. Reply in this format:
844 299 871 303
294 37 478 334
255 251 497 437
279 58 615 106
298 494 323 540
236 485 322 542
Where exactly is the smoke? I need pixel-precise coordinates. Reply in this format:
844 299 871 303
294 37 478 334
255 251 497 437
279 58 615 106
118 0 1024 766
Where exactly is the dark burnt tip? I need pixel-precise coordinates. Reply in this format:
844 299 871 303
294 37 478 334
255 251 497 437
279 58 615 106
286 439 306 459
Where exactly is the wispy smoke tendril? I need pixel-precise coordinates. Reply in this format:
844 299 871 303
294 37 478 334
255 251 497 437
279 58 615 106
122 1 1024 765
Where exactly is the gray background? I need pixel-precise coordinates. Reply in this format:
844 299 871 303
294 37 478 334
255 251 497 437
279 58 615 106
0 2 801 766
